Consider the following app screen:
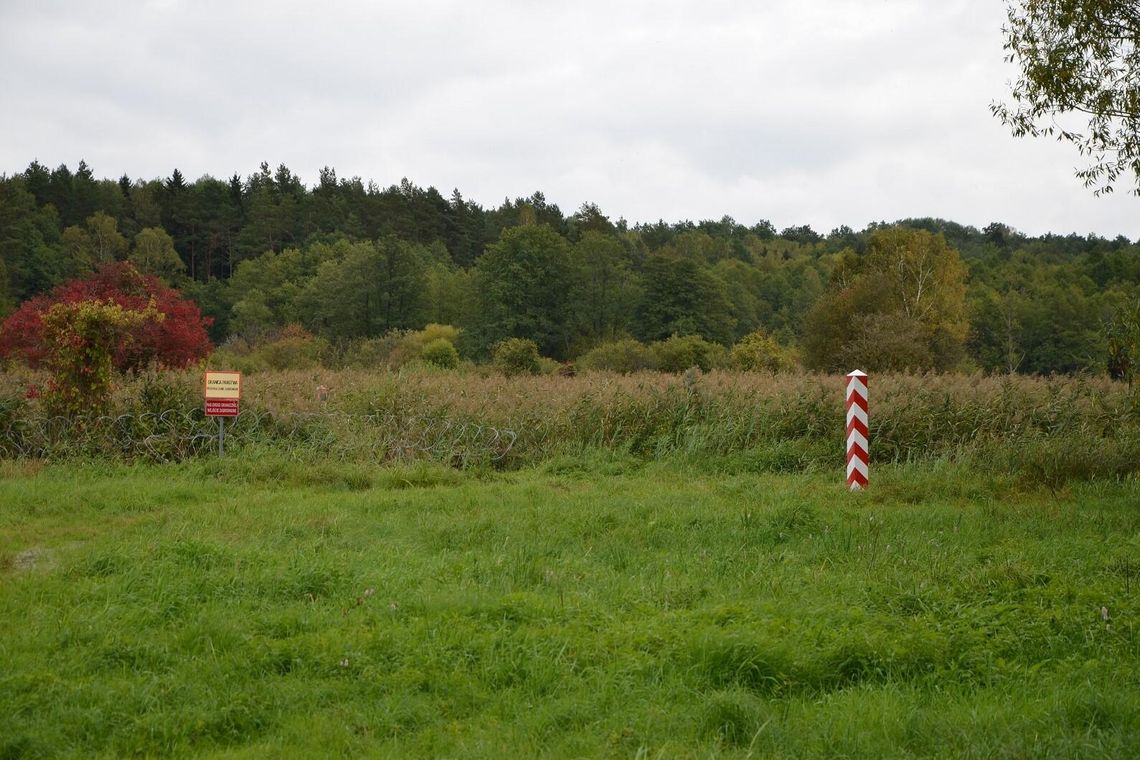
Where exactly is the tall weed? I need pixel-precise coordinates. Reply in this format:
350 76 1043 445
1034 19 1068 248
1 367 1137 484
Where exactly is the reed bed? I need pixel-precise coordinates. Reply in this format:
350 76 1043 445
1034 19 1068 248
2 367 1137 483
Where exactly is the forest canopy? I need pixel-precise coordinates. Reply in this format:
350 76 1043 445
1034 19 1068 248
1 160 1138 377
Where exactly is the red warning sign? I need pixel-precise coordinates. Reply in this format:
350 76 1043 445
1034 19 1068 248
205 398 240 417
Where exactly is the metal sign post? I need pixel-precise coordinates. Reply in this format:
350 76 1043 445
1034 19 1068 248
204 371 242 458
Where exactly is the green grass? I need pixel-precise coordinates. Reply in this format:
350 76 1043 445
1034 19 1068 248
1 458 1138 758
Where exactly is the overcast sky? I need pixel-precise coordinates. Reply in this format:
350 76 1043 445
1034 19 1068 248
1 0 1136 239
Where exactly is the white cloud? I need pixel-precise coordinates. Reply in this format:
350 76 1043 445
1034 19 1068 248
0 0 1135 238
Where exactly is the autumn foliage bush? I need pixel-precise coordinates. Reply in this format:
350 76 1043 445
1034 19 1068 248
0 262 213 372
38 299 160 416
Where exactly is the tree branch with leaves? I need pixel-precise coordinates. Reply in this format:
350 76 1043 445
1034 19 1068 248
992 0 1140 195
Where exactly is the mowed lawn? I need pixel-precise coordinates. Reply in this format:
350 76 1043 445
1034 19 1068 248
1 457 1138 758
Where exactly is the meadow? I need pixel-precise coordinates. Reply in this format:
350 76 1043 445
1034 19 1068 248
1 369 1138 757
1 457 1138 758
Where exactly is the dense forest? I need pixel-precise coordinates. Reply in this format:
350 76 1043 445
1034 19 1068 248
1 160 1138 377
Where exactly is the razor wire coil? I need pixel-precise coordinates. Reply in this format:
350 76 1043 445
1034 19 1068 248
0 409 518 465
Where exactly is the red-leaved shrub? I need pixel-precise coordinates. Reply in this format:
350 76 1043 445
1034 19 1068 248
0 262 213 371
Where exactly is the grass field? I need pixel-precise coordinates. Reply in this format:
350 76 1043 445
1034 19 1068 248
2 456 1138 758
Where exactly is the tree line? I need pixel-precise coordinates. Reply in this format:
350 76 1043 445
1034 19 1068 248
1 160 1138 377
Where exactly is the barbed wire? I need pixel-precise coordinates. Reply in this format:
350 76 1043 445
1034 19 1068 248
0 409 518 465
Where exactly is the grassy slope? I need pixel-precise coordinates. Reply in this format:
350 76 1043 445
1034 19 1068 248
1 458 1138 758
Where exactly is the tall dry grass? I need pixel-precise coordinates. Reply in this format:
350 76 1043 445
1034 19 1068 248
2 367 1138 481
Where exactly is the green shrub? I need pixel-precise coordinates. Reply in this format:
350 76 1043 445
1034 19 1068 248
577 338 659 373
130 368 197 414
341 334 409 369
652 334 726 373
342 326 462 371
493 338 541 376
211 326 328 373
420 338 460 369
537 356 563 375
731 330 792 371
257 325 329 370
207 344 268 374
0 393 26 458
417 323 460 345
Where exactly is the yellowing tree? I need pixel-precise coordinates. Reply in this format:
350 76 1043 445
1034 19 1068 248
803 227 968 372
130 227 186 283
60 212 129 275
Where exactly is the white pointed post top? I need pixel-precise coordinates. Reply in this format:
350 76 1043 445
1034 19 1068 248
846 369 867 378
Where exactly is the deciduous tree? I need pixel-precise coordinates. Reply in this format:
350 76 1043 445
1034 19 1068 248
472 224 574 357
130 227 185 282
568 232 642 342
803 228 968 371
302 238 430 339
635 253 735 345
59 212 128 276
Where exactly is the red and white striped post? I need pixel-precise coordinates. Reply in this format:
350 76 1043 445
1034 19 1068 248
845 370 869 491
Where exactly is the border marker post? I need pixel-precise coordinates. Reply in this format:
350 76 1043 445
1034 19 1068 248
846 370 869 491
